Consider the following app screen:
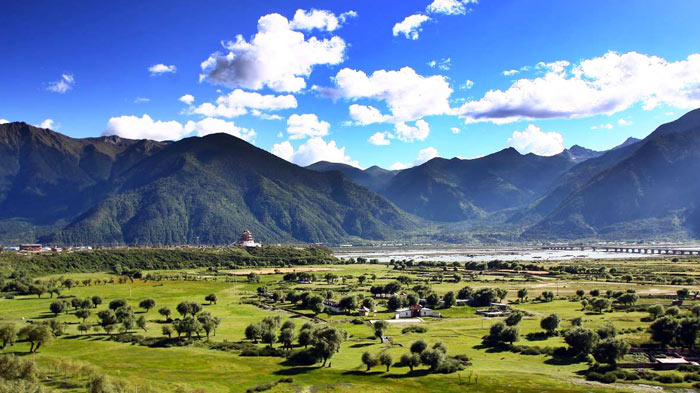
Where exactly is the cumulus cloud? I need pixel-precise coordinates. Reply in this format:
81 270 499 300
393 14 430 40
426 0 477 15
506 124 564 156
289 9 356 31
286 113 330 139
191 89 297 118
368 131 394 146
591 123 613 130
47 74 74 93
390 146 440 170
36 119 56 129
0 119 9 124
200 11 346 92
271 137 359 167
457 51 700 125
451 127 461 134
503 69 518 76
103 114 255 142
618 118 632 126
460 80 475 90
148 64 177 75
394 119 430 142
349 104 393 125
179 94 195 105
334 67 452 122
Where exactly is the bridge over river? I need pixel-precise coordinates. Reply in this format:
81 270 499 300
542 245 700 256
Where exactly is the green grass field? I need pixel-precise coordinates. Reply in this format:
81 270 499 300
2 260 699 393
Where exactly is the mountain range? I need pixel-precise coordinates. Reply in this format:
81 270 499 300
1 109 699 245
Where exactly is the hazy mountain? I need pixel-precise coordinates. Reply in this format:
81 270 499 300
558 145 603 163
524 109 700 239
380 148 578 222
306 161 400 192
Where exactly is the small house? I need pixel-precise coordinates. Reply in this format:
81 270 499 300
358 306 371 316
395 305 441 319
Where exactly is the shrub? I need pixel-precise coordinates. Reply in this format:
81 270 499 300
402 325 428 334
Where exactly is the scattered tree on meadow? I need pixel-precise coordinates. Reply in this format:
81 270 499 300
379 352 393 372
139 298 157 313
0 323 18 349
650 316 680 347
362 352 378 371
517 288 528 302
205 294 218 305
540 314 560 336
19 325 53 353
564 327 599 357
401 352 421 372
592 338 630 367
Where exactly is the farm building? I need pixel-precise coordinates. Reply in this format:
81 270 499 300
395 305 441 319
19 244 42 252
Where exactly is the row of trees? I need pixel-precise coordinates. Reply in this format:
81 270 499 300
363 339 467 374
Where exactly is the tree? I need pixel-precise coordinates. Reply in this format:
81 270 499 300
692 305 700 318
517 288 528 302
677 288 690 300
425 293 440 308
420 349 446 371
358 275 367 285
666 306 680 317
495 288 508 302
589 289 600 297
339 296 358 312
298 326 314 348
387 296 406 311
262 328 277 348
245 323 263 343
575 289 585 299
97 310 118 334
505 311 523 326
679 318 700 349
457 286 473 300
176 301 201 317
139 298 157 312
647 304 665 320
162 325 173 338
78 323 90 335
71 298 82 310
197 312 220 340
591 298 611 314
279 326 296 349
580 299 589 310
593 338 630 367
0 323 18 349
541 291 554 302
362 352 378 371
617 293 638 307
76 309 92 322
177 316 201 339
310 326 347 367
374 320 389 341
571 317 583 327
379 352 393 372
401 352 421 372
443 291 456 308
650 316 680 347
564 327 598 357
596 323 616 339
158 307 172 322
19 325 53 353
136 315 148 332
109 299 128 311
361 297 375 311
384 281 401 294
540 314 560 336
91 296 103 308
50 301 66 317
247 273 260 283
205 294 218 305
410 339 428 354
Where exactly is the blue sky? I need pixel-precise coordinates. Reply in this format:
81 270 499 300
2 0 700 169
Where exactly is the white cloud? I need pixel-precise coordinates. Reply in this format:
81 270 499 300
591 123 613 130
134 97 150 103
271 137 359 167
503 69 518 76
334 67 452 122
0 119 9 124
179 94 195 105
618 118 632 126
286 113 330 139
191 89 297 118
506 124 564 156
457 51 700 125
460 80 475 90
393 14 430 40
349 104 393 125
426 0 477 15
368 131 394 146
394 119 430 142
36 119 55 129
47 74 74 93
451 127 461 134
200 12 346 92
184 117 256 141
428 58 451 71
289 9 354 32
148 64 176 75
103 114 254 142
390 146 440 170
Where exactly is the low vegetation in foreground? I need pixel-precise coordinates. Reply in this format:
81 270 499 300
2 249 700 392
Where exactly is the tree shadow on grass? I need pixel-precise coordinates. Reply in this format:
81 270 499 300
382 369 431 379
544 356 582 366
273 366 322 376
342 370 384 377
525 332 551 341
350 343 375 348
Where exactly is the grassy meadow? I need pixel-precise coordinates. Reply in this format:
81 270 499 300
2 257 700 392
